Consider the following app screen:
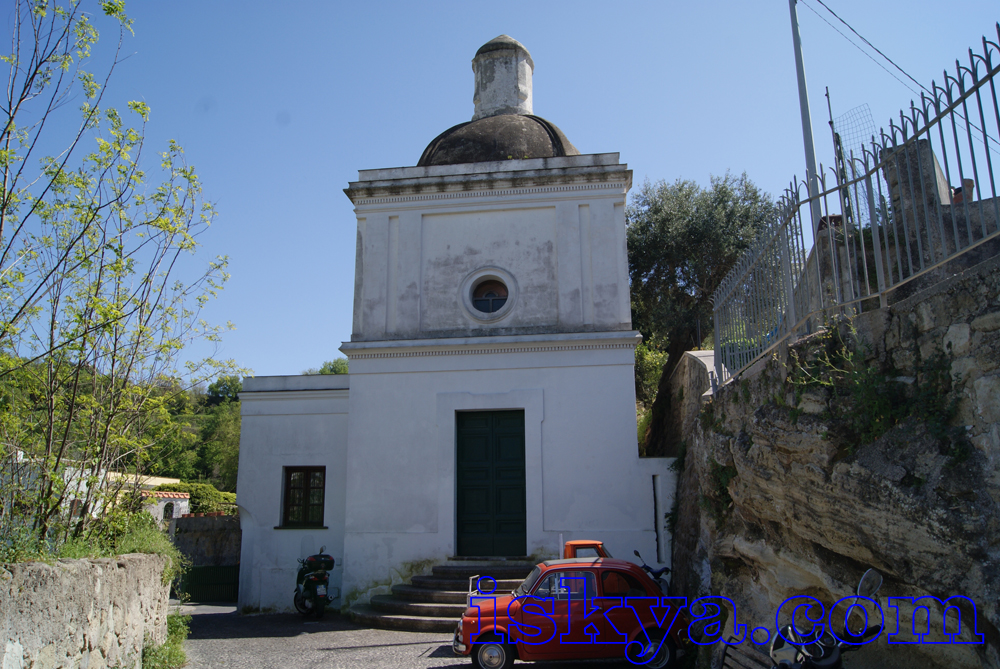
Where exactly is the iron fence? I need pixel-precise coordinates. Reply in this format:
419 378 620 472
713 24 1000 385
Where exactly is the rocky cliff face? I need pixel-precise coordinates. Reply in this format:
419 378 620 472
672 254 1000 668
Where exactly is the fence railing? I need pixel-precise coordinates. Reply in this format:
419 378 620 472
712 24 1000 386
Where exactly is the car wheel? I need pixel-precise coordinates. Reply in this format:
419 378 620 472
626 633 676 669
471 636 514 669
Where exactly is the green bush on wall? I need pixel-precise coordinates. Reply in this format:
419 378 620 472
154 483 236 514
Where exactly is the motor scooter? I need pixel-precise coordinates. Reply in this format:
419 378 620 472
634 549 673 595
294 546 335 618
769 568 883 669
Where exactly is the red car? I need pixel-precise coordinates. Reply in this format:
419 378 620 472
452 557 689 669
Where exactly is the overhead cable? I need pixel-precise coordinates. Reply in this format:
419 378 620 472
800 0 1000 152
810 0 929 96
797 0 919 96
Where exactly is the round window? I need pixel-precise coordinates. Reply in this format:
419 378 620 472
460 266 517 323
472 280 508 313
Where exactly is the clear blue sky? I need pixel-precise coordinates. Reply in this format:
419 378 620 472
34 1 998 378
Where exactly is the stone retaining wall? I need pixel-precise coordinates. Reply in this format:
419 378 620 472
665 349 715 449
0 553 169 669
169 514 240 566
672 252 1000 668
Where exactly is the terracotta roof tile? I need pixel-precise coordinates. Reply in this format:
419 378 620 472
142 491 190 499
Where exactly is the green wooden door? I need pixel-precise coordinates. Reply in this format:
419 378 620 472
456 410 526 557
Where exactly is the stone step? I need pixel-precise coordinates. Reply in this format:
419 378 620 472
410 574 522 591
348 603 457 634
370 594 467 618
391 584 467 604
447 555 532 561
349 558 536 633
432 563 535 579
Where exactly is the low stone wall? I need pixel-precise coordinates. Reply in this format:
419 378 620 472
0 553 169 669
665 349 715 447
169 514 240 566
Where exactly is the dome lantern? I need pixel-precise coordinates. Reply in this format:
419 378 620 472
417 35 579 167
472 35 533 121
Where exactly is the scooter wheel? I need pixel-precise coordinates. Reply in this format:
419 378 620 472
314 600 325 619
293 590 310 615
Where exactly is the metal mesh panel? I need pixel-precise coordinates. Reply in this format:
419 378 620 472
833 104 891 232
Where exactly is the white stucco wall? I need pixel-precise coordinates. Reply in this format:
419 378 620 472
338 331 671 604
144 495 189 523
235 151 680 611
331 152 676 605
236 374 349 613
346 154 632 341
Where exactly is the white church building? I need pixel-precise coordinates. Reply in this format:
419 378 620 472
235 35 676 614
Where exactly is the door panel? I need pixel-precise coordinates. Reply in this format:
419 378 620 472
519 570 598 659
457 410 526 556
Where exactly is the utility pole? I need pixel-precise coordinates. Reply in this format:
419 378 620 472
789 0 822 241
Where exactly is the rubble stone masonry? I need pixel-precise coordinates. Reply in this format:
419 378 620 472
1 553 169 669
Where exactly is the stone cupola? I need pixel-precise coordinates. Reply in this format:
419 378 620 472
472 34 534 120
416 35 579 167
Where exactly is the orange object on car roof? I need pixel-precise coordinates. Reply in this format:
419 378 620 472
563 540 610 559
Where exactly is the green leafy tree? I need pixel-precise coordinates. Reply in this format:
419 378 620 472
0 1 241 548
206 374 242 407
148 418 200 481
304 357 348 375
198 400 241 492
628 173 773 455
634 340 668 410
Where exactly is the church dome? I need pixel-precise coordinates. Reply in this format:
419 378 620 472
416 35 580 167
417 115 579 167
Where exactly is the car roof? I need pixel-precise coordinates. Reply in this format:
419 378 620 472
539 557 641 570
529 558 661 594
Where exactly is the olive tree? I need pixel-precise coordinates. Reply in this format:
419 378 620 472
628 173 773 455
303 357 348 375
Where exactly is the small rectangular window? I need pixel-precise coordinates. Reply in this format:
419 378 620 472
533 570 597 600
282 466 325 527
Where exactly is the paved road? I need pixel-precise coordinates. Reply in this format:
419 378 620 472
183 604 469 669
181 604 650 669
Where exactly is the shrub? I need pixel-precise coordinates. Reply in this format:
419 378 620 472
142 613 190 669
111 513 187 584
155 482 236 514
700 458 738 528
634 341 669 408
787 323 965 457
0 526 48 564
2 512 185 587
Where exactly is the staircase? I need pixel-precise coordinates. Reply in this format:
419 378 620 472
348 557 536 632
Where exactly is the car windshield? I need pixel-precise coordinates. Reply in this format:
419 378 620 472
575 546 612 559
515 566 543 596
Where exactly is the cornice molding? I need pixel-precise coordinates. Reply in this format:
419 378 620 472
240 388 350 401
346 339 638 360
351 181 627 207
